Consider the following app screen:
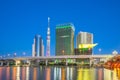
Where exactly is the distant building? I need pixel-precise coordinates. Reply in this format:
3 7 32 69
76 31 96 64
77 31 93 48
76 31 97 55
56 23 74 55
32 35 44 57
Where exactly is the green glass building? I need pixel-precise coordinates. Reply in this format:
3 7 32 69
56 23 74 55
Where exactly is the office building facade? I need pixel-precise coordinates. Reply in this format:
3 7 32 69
75 31 94 55
32 35 44 57
56 23 74 55
77 31 93 48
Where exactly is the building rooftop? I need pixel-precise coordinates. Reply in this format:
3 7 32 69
56 23 75 31
78 31 93 35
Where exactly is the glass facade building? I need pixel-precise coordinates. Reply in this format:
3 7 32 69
32 34 44 57
56 23 74 55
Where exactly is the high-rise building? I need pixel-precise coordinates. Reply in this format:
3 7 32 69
32 35 44 57
56 23 74 55
46 17 50 56
75 31 97 64
76 31 93 48
75 31 97 55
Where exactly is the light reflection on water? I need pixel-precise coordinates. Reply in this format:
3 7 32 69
16 67 20 80
0 66 120 80
12 67 17 80
26 67 29 80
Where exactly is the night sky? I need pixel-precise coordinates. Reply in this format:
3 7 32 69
0 0 120 56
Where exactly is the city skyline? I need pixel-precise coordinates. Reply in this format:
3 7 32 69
0 0 120 56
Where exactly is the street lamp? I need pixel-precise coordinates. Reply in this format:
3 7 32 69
98 48 102 54
23 52 26 57
7 54 10 57
14 53 16 57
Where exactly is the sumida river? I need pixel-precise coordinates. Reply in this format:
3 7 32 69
0 66 119 80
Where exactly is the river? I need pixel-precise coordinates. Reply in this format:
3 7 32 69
0 66 119 80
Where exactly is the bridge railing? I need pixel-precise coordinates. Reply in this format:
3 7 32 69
0 54 114 61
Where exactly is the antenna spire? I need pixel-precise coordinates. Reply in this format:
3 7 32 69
48 17 50 28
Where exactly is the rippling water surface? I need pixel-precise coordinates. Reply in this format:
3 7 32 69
0 66 120 80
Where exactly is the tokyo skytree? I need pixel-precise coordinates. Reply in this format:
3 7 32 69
46 17 50 56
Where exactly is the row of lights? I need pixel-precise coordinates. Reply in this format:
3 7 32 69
0 49 118 58
0 52 26 58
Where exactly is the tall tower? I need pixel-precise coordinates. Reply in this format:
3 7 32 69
46 17 50 56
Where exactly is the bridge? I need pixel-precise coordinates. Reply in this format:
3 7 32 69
0 54 114 66
1 55 113 60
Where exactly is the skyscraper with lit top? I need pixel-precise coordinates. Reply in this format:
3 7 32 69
56 23 74 55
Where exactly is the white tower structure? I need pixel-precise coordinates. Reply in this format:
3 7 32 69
46 17 50 56
32 39 35 57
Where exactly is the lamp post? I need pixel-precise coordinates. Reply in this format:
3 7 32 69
7 54 10 57
14 53 16 57
98 48 102 54
23 52 26 57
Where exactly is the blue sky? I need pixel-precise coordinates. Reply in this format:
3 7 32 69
0 0 120 56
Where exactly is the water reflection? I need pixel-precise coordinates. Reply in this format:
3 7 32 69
98 68 103 80
12 67 17 80
77 68 114 80
54 67 61 80
22 67 26 80
66 67 73 80
54 67 74 80
77 68 83 80
0 67 2 80
116 68 120 80
1 66 120 80
33 68 37 80
16 66 20 80
6 67 10 80
61 67 65 80
26 67 29 80
46 67 51 80
104 69 113 80
77 68 92 80
113 68 118 80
